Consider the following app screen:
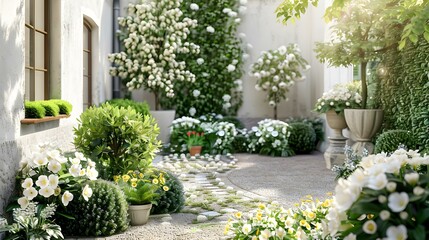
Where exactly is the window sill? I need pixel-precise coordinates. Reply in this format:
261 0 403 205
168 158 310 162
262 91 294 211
21 114 70 124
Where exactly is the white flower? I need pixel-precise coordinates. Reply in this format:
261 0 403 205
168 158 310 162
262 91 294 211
259 229 271 239
23 187 38 200
386 182 397 192
196 58 204 65
271 131 279 137
189 107 196 116
35 175 49 188
74 151 86 160
380 210 390 220
86 167 98 180
269 101 276 106
367 173 388 190
413 186 425 195
62 191 74 206
386 225 407 240
33 153 48 166
404 172 419 185
242 224 252 235
192 89 200 97
240 0 247 4
48 160 62 173
222 94 231 102
378 195 387 203
69 164 81 177
17 197 29 209
70 158 80 165
206 26 215 33
48 174 59 188
227 64 236 72
39 186 55 198
217 130 225 137
388 192 409 212
362 220 377 234
21 178 33 189
82 184 93 201
190 3 199 10
400 211 408 220
222 8 231 13
343 233 357 240
276 227 286 238
87 159 96 167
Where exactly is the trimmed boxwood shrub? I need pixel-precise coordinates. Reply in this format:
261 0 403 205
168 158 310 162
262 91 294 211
285 117 324 147
105 98 150 118
24 101 46 118
56 180 129 237
151 170 185 214
74 103 161 180
38 101 60 117
374 130 417 154
288 122 316 154
50 99 73 115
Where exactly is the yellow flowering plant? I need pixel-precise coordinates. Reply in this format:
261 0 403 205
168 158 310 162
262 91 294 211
225 195 333 240
114 168 169 205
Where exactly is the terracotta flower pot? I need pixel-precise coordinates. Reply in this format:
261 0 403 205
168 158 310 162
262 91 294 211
128 203 152 226
189 146 202 156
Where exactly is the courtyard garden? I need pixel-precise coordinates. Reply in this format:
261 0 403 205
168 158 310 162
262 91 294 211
3 0 429 239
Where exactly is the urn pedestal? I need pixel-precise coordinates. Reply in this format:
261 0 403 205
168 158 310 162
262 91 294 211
324 110 348 169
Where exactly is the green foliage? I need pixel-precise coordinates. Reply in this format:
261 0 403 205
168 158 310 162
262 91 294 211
231 129 249 153
56 180 129 237
50 99 73 115
105 98 150 117
160 0 245 116
24 101 45 118
74 103 161 179
374 130 417 154
168 117 204 153
38 101 60 117
285 117 324 147
288 122 316 154
151 170 185 214
378 35 429 153
0 203 63 240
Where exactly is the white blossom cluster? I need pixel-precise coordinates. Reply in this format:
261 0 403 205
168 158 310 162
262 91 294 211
314 81 362 114
108 0 199 97
327 149 429 239
251 44 310 107
202 121 237 153
247 119 291 154
170 116 201 133
18 143 97 209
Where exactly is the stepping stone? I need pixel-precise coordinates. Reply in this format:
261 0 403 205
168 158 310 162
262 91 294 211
201 211 221 217
220 208 238 214
161 222 171 226
196 215 208 223
161 216 172 222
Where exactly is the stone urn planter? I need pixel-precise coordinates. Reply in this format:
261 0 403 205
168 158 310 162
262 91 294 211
150 110 176 144
128 204 152 226
324 110 348 169
189 146 202 156
344 109 384 154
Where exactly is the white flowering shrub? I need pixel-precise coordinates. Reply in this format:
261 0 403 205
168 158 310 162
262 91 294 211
327 149 429 239
108 0 199 109
203 121 237 154
314 81 362 114
248 119 294 157
168 116 204 153
16 143 97 209
161 0 246 116
251 44 310 119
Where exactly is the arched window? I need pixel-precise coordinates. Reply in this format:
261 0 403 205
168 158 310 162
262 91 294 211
83 20 92 110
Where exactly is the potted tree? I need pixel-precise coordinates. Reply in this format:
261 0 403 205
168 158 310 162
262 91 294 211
108 0 199 143
250 44 310 119
114 168 169 225
314 0 401 153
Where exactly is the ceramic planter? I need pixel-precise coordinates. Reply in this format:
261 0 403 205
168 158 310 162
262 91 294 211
150 110 176 144
128 203 152 226
344 109 384 154
189 146 202 156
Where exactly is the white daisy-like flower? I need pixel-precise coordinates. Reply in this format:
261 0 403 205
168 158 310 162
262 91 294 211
196 58 204 65
206 26 215 33
21 178 33 189
62 191 74 206
39 186 55 198
189 107 196 116
190 3 199 11
388 192 409 212
23 187 38 200
82 184 93 201
227 64 236 72
36 175 49 188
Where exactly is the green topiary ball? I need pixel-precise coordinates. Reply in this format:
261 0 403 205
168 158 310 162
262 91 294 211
374 130 417 154
151 170 185 214
56 180 129 237
288 122 316 154
105 98 150 118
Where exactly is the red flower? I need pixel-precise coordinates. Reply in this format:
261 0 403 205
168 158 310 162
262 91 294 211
187 131 191 137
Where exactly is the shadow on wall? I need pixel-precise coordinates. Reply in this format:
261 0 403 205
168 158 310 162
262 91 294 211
0 2 24 217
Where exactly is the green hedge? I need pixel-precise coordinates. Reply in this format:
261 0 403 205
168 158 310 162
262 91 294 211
24 99 72 118
377 36 429 153
105 99 151 118
24 101 46 118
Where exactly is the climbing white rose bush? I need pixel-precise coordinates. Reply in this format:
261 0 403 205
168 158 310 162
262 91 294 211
108 0 199 108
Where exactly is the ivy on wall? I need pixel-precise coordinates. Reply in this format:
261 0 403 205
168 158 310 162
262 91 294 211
378 36 429 153
160 0 246 117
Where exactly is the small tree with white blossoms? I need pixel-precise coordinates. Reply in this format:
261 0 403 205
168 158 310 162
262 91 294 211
251 44 310 119
108 0 199 110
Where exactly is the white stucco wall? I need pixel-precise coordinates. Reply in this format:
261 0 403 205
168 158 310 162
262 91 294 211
0 0 114 215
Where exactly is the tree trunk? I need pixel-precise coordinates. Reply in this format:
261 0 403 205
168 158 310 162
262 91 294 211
361 62 368 109
274 104 277 120
154 91 160 110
